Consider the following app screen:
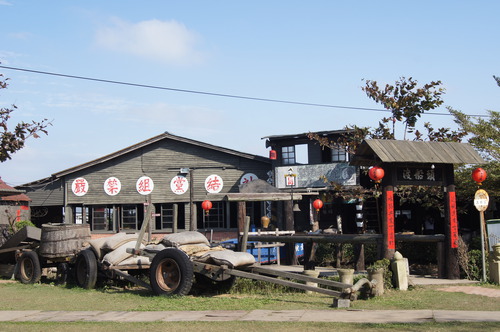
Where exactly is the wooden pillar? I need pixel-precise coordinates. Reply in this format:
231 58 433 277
173 203 178 233
237 202 246 251
237 201 246 234
382 184 396 259
444 164 460 279
189 170 196 231
284 200 294 231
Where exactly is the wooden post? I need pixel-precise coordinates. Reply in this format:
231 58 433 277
237 201 246 251
173 203 178 233
382 184 396 259
444 164 460 279
189 170 196 231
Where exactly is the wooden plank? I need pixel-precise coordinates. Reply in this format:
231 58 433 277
227 268 342 297
250 266 352 289
111 268 152 291
224 193 303 201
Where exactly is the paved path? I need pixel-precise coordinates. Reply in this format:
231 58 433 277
0 309 499 323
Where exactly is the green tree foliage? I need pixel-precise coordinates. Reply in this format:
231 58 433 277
449 75 500 198
0 72 50 162
361 77 445 140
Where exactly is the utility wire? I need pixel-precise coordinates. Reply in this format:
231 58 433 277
0 65 488 117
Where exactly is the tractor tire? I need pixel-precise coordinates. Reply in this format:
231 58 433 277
17 251 42 284
150 248 193 296
75 249 98 289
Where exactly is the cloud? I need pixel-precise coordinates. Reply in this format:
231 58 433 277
95 18 204 65
0 1 12 5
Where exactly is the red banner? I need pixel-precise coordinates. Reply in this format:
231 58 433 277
386 190 395 250
449 191 459 248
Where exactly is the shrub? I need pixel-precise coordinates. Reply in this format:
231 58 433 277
9 220 36 234
368 258 393 289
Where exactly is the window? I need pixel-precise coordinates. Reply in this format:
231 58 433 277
201 201 225 229
92 206 113 231
282 146 295 165
159 204 174 230
331 146 348 162
121 205 137 230
322 145 348 163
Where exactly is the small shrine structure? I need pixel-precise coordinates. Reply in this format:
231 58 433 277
350 139 485 278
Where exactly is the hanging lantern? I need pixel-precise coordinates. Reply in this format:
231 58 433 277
269 149 277 160
368 166 385 183
312 199 324 212
472 167 487 185
201 200 213 215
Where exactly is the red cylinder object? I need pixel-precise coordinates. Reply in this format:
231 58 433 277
313 199 324 211
269 149 277 160
472 167 487 185
201 200 213 214
368 166 385 183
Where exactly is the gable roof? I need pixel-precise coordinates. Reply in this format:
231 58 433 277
52 132 270 178
350 139 486 166
0 178 30 201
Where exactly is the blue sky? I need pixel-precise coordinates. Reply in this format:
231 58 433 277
0 1 499 186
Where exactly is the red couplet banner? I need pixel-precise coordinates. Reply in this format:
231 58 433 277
386 190 396 250
449 191 459 248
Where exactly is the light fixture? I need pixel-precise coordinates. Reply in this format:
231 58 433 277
293 203 301 212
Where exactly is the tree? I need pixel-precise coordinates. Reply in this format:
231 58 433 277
361 77 445 140
309 77 464 157
308 77 467 207
0 72 50 162
449 75 500 198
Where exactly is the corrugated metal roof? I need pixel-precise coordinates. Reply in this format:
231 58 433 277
350 139 485 165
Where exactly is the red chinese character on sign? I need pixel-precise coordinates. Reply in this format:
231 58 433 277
449 191 459 248
136 176 154 195
386 190 395 250
205 175 223 193
72 178 88 196
104 177 121 196
174 176 186 191
206 177 221 191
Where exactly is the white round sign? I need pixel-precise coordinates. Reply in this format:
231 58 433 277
474 189 489 212
71 178 88 196
240 173 258 185
104 177 121 196
136 176 154 195
171 175 189 195
205 174 223 193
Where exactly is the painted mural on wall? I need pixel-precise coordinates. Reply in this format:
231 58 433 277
275 163 357 189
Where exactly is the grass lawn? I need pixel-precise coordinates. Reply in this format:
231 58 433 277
0 278 499 331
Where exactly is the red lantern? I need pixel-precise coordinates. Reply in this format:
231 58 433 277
313 199 324 212
368 166 385 183
472 167 487 185
269 149 277 160
201 200 213 214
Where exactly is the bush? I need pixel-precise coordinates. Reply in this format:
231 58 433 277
9 220 36 234
368 258 393 289
468 249 488 281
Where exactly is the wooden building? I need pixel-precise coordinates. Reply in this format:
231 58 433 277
19 132 272 240
0 178 31 227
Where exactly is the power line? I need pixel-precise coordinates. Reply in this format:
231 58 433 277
0 65 488 117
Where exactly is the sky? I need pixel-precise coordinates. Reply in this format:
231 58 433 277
0 1 499 186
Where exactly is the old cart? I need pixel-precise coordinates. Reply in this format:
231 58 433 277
2 224 373 303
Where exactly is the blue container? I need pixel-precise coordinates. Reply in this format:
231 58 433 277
220 239 304 264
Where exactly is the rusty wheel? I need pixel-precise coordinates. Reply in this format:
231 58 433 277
150 248 193 296
17 251 41 284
